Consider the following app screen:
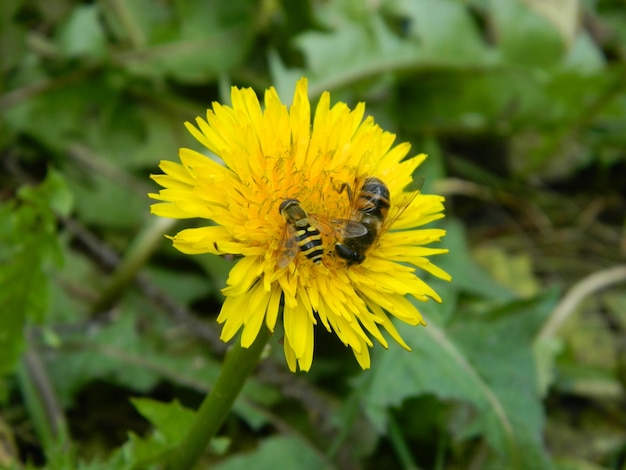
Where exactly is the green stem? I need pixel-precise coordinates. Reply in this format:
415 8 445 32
167 326 272 470
18 342 70 452
103 0 146 47
388 414 421 470
90 218 175 315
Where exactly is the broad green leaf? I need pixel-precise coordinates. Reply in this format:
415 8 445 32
131 398 195 443
507 70 616 178
44 169 74 217
0 0 22 22
473 245 539 297
125 398 230 468
0 171 67 375
65 170 149 230
112 0 256 82
55 4 107 58
434 219 515 303
523 0 579 47
554 458 614 470
0 21 28 73
0 248 48 374
562 32 606 74
3 75 187 176
397 68 549 134
45 301 279 427
49 250 106 324
391 0 490 63
4 76 120 152
448 293 558 468
490 0 565 67
358 290 559 469
45 312 161 406
147 266 215 304
212 436 328 470
294 14 419 93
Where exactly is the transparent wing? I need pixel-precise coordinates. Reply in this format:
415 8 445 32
308 214 367 239
277 224 299 268
383 182 424 231
331 218 368 237
404 176 425 193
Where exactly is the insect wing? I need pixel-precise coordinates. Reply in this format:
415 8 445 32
404 176 425 193
277 223 299 268
308 214 367 239
331 218 368 238
305 214 332 237
382 184 423 232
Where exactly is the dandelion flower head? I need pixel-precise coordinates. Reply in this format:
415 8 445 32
150 78 451 372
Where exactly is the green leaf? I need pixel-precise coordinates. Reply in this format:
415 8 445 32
213 436 328 470
294 14 419 92
434 219 515 302
126 398 234 466
130 397 195 444
0 249 48 374
115 0 256 82
0 21 28 74
522 0 579 47
56 4 107 58
448 293 558 468
147 266 215 304
553 458 613 470
490 0 565 67
45 312 162 406
397 68 545 133
0 171 66 375
506 70 615 178
4 74 186 176
38 168 74 217
562 32 606 74
358 290 559 469
473 245 539 297
5 75 116 151
66 170 149 230
392 0 490 63
45 299 279 429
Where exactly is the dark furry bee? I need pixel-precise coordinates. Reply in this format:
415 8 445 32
335 176 423 265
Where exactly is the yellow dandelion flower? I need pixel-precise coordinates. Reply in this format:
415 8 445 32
150 78 451 372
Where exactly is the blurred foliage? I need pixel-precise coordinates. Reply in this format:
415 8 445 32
1 0 626 469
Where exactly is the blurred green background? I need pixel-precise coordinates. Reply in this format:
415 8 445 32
1 0 626 469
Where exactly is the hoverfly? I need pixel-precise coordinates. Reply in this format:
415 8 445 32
277 198 367 268
335 176 424 265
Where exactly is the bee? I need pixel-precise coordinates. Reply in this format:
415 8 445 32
278 198 367 268
335 176 423 265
